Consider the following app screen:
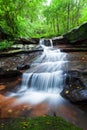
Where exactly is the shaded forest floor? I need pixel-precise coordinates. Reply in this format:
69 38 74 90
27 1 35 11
0 116 82 130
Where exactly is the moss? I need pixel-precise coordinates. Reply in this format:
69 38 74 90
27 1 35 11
0 116 83 130
63 22 87 43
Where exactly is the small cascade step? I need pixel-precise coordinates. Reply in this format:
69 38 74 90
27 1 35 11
10 39 67 99
18 39 67 93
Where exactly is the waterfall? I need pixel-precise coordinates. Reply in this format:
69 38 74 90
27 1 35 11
40 39 53 48
9 39 68 104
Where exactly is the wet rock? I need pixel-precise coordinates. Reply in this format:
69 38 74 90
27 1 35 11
41 39 53 47
63 22 87 45
64 70 81 78
31 38 39 43
17 64 30 70
44 39 51 46
61 72 87 103
0 68 5 74
52 36 68 45
0 49 43 58
0 70 22 79
14 38 39 45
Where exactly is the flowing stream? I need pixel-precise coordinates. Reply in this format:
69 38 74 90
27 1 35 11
10 39 68 104
9 39 87 130
21 39 67 93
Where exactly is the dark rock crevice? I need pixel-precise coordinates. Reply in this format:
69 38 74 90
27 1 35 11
0 68 22 79
61 70 87 104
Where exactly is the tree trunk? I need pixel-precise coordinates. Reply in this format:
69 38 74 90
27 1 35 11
67 3 70 31
76 0 80 26
56 16 60 34
53 18 56 33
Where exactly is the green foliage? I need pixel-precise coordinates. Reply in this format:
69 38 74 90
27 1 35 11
0 40 13 50
42 0 87 35
64 22 87 43
0 0 45 38
0 0 87 39
0 116 82 130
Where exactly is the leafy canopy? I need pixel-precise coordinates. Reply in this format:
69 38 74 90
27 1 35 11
0 0 87 38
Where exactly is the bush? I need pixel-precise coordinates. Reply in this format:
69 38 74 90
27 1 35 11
0 40 13 50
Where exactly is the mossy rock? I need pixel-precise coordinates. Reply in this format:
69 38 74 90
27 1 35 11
63 23 87 44
61 72 87 103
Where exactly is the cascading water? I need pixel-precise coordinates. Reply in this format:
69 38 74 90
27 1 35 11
4 39 87 130
9 39 68 104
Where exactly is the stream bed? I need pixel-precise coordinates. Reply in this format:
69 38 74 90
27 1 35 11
0 44 87 130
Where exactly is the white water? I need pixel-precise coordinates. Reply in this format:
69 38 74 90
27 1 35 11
9 39 68 104
7 40 87 130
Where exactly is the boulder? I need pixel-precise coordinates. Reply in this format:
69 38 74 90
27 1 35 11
0 69 22 79
31 38 40 43
61 72 87 103
52 36 68 45
14 38 39 45
40 39 53 47
63 22 87 44
44 39 52 46
17 64 30 70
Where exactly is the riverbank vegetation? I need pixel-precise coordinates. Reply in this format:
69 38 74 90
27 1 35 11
0 116 82 130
